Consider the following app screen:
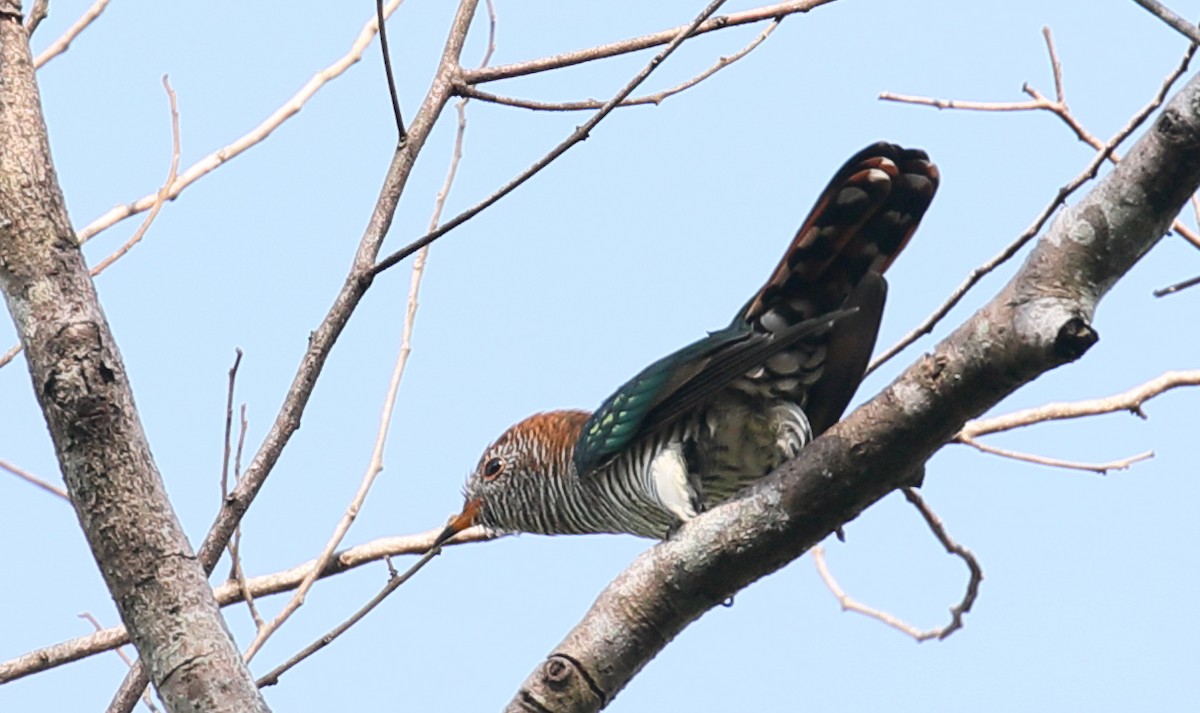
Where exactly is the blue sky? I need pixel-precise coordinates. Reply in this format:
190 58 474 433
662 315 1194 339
2 0 1199 710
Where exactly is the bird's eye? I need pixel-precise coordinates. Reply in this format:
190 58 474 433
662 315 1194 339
481 456 506 481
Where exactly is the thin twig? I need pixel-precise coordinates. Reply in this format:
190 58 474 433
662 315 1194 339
884 32 1198 206
479 0 498 67
103 2 467 709
0 73 181 370
32 0 110 68
877 92 1045 113
0 525 496 685
1169 191 1200 255
376 0 406 142
1130 0 1200 45
220 349 244 502
0 458 69 501
463 0 831 85
962 369 1200 437
958 435 1154 474
1154 273 1200 296
242 0 497 665
228 532 264 631
813 490 982 642
373 0 735 276
256 545 445 687
901 488 983 640
869 38 1196 374
458 19 780 111
77 614 160 713
1044 26 1065 103
0 342 18 369
812 488 982 643
88 75 182 275
812 546 931 638
235 403 249 481
227 404 264 630
74 0 407 247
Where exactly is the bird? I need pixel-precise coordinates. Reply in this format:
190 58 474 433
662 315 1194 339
432 142 938 545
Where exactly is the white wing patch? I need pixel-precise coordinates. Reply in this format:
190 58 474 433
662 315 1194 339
649 441 699 523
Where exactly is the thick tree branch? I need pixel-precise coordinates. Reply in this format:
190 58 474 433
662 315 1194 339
0 6 267 712
504 68 1200 713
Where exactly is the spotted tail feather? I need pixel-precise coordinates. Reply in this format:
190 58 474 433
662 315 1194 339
735 142 939 433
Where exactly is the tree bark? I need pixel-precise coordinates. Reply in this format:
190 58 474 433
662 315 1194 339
0 4 268 711
505 70 1200 713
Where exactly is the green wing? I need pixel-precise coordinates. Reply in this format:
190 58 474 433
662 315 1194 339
572 309 856 477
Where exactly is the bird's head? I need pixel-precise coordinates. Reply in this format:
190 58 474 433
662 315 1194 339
429 409 592 548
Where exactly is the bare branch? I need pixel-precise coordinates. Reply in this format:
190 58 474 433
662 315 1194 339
105 2 480 709
463 0 832 85
1171 191 1200 254
246 6 495 664
0 74 182 370
1130 0 1200 45
220 349 244 502
812 489 981 642
901 488 983 640
256 546 444 687
32 0 109 68
90 74 182 270
373 0 736 275
1044 26 1065 103
190 0 476 591
77 615 159 713
1154 273 1200 295
227 404 264 631
958 435 1154 474
74 0 406 246
228 528 265 632
877 92 1044 112
240 134 446 663
0 457 68 501
0 526 495 686
812 546 936 639
459 19 780 112
961 369 1200 437
376 0 406 141
869 39 1196 374
24 0 47 35
0 342 17 369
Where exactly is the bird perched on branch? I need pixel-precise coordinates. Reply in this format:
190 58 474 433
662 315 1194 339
432 142 938 545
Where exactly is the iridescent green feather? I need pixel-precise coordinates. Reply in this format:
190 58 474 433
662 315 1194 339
572 309 856 477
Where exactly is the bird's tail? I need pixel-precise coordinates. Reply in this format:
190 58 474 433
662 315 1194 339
737 142 940 433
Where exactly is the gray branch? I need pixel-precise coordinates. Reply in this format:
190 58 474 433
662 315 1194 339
505 68 1200 713
0 4 267 713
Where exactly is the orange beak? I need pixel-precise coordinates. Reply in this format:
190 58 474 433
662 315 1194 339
429 497 483 551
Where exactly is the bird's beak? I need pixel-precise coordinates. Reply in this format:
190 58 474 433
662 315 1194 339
429 497 483 551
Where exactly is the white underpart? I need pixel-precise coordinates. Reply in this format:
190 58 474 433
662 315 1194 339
769 402 812 458
649 440 698 523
